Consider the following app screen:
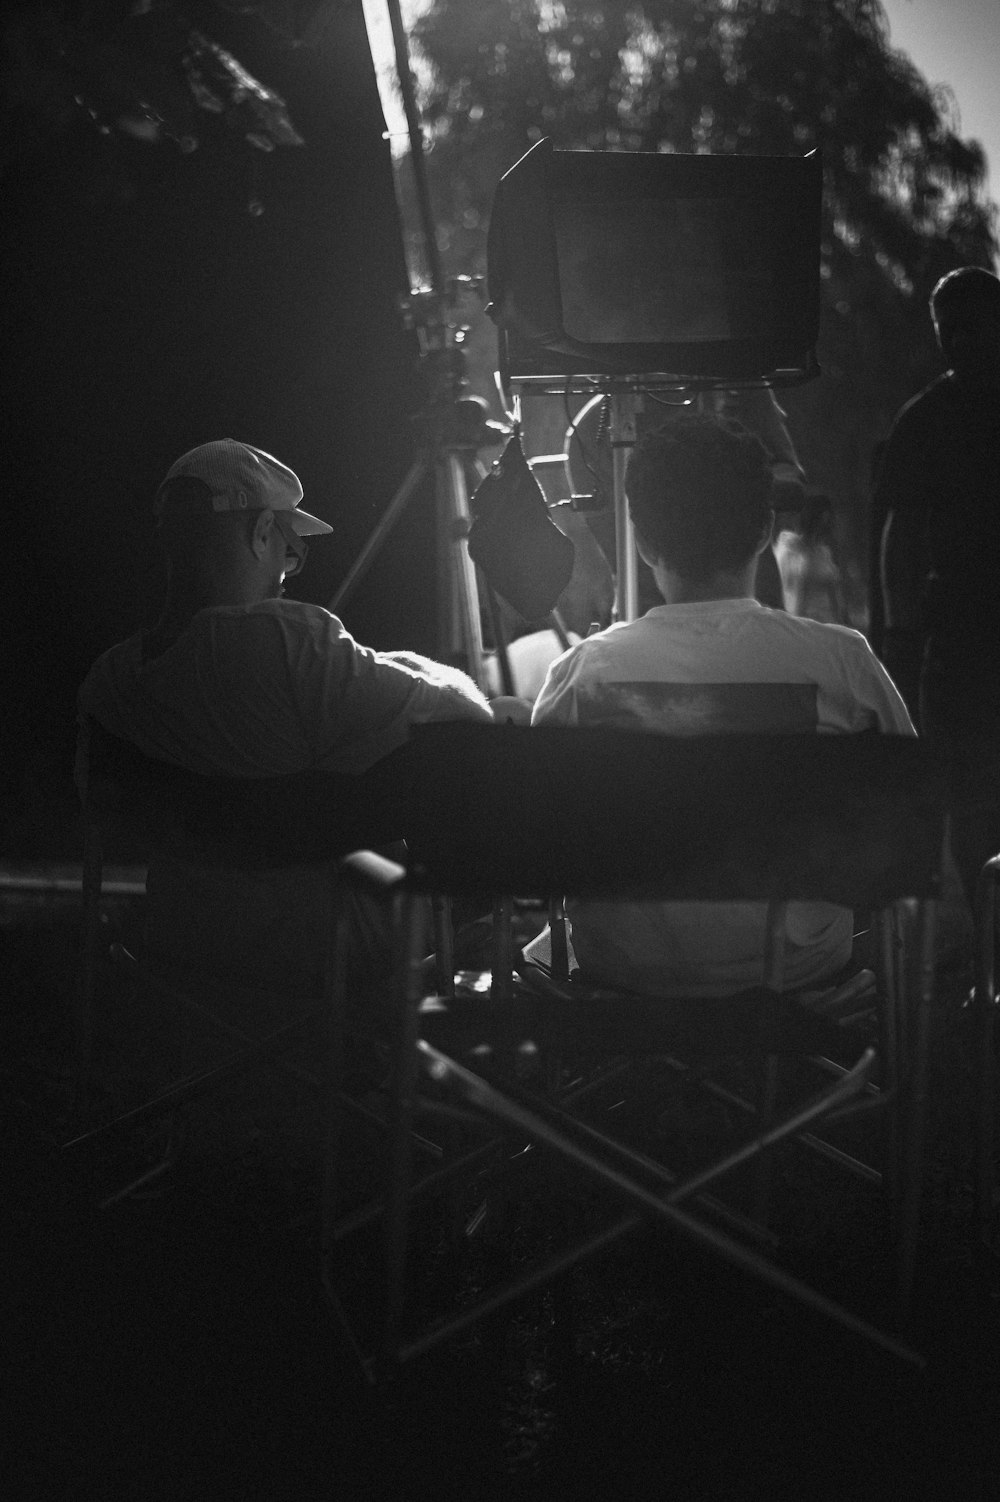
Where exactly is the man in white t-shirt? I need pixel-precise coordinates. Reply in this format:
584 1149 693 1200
531 411 914 998
78 439 493 991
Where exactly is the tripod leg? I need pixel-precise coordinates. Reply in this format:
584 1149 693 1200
483 580 516 697
436 451 489 689
328 457 429 616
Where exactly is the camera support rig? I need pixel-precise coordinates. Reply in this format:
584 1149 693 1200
329 1 515 690
328 280 507 687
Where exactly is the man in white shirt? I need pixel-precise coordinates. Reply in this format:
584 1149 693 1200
79 438 493 991
532 412 913 998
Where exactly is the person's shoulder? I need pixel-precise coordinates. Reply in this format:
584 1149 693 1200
219 599 347 641
756 607 871 652
86 632 143 666
760 605 859 635
891 372 955 431
190 602 351 673
531 623 621 716
579 619 641 646
757 611 904 704
557 620 633 667
243 599 339 625
79 634 142 691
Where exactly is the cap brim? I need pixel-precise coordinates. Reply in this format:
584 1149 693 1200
285 507 333 536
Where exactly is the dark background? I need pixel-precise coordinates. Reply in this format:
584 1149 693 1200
1 1 435 856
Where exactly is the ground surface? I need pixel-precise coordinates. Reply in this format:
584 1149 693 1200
4 891 1000 1502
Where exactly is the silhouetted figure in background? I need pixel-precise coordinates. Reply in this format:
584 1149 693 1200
878 266 1000 906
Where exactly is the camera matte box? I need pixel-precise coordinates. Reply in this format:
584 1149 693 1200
487 138 821 389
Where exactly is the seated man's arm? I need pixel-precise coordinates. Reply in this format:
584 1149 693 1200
843 635 917 736
386 652 533 723
489 695 534 724
531 644 580 726
379 650 488 701
290 613 492 775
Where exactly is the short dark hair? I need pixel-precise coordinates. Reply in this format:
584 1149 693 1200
931 265 1000 322
625 412 774 580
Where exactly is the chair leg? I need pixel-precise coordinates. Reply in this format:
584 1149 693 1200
432 895 455 997
895 901 938 1326
975 863 999 1245
97 1115 184 1209
752 1054 781 1225
320 893 353 1257
380 892 429 1375
876 910 901 1226
491 896 514 1002
548 897 569 982
976 999 998 1248
74 819 105 1121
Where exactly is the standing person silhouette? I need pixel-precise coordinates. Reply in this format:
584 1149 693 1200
878 266 1000 906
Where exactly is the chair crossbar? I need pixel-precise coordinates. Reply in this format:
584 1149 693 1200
417 1041 922 1367
63 1011 316 1149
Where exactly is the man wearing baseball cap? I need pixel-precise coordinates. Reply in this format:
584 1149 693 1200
78 438 492 990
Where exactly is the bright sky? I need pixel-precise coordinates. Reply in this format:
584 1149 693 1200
880 0 999 209
363 0 999 224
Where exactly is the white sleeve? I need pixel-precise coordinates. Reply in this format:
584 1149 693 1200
842 634 917 735
531 649 578 725
284 608 491 773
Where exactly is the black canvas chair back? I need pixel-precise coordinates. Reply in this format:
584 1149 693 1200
404 722 945 910
81 716 415 871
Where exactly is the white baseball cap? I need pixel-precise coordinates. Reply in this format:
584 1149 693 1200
154 439 333 536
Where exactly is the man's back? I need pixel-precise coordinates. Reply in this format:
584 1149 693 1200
533 599 909 735
80 598 492 992
532 600 913 996
80 598 490 779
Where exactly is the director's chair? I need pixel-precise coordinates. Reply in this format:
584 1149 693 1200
68 718 413 1205
322 722 947 1379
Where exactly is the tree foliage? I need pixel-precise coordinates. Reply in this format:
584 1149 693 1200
401 0 997 583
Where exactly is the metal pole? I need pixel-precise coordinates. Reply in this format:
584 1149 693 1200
610 390 640 622
439 451 487 686
385 0 443 292
332 5 490 684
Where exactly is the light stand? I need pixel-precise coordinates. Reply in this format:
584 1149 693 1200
330 2 506 690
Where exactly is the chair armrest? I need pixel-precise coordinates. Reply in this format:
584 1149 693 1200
338 849 407 898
